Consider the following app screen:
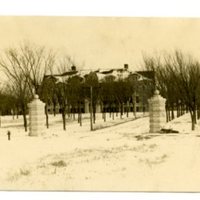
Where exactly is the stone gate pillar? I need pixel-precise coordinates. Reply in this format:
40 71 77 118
28 94 45 136
148 90 166 133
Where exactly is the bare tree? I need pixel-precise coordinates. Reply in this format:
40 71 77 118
18 42 56 95
143 50 200 130
39 75 57 128
55 55 77 130
100 75 116 121
0 42 55 131
170 51 200 130
67 75 84 125
0 69 31 131
84 72 100 124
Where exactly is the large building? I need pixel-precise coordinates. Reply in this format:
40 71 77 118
44 64 155 114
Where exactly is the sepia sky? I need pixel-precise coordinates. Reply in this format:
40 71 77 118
0 17 200 70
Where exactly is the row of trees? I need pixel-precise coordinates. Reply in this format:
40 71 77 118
0 42 154 132
143 50 200 130
40 70 153 131
2 43 199 131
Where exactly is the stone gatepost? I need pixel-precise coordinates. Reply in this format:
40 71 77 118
148 90 166 133
28 94 45 136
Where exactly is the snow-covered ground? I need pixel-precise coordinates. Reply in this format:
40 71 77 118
0 112 200 191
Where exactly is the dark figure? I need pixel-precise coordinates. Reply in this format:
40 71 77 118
7 131 11 140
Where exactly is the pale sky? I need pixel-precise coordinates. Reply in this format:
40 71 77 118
0 17 200 71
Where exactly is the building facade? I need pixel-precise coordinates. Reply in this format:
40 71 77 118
44 64 155 114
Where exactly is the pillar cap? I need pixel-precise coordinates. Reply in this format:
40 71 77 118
34 94 39 99
154 89 160 95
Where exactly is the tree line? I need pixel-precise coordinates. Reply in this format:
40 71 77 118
143 50 200 130
3 43 198 131
0 42 154 132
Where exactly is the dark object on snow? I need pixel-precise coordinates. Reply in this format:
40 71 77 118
135 135 152 141
51 160 67 167
7 130 11 140
160 128 179 134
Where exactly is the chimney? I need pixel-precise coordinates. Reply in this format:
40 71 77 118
124 64 128 70
71 65 76 71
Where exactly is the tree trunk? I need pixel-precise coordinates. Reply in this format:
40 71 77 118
77 107 79 122
189 106 197 131
101 104 105 120
191 111 196 131
53 102 56 116
45 104 49 128
126 101 130 118
132 92 137 118
23 113 27 132
166 105 171 122
93 112 96 124
171 105 175 120
77 105 80 123
78 104 82 126
180 104 182 116
177 102 180 118
182 104 185 115
93 104 96 124
16 107 19 119
166 108 169 122
103 112 106 122
62 106 66 130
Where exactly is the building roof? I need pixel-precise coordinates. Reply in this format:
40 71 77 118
44 65 154 83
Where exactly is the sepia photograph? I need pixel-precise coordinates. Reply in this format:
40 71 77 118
1 13 200 195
